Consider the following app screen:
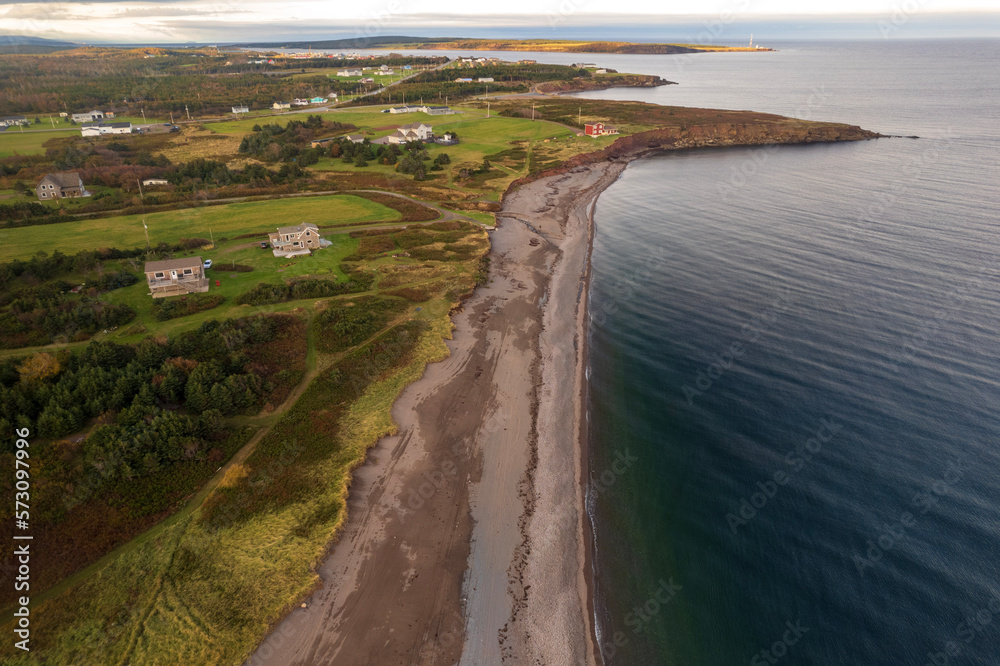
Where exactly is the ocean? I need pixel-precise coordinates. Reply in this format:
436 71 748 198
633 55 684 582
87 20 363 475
578 40 1000 664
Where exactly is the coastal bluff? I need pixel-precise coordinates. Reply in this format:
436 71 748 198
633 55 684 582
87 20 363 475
507 108 883 191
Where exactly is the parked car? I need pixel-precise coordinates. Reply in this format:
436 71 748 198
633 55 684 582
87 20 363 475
260 241 269 248
204 259 213 269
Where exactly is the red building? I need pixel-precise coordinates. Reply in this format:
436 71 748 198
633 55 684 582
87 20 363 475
584 122 619 137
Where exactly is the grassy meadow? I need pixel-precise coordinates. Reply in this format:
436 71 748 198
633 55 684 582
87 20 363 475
0 194 400 263
0 219 488 664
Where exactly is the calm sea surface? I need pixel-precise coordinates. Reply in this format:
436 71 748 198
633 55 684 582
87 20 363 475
577 40 1000 665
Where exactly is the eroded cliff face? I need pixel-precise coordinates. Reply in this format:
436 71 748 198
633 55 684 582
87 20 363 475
506 121 883 195
536 75 675 94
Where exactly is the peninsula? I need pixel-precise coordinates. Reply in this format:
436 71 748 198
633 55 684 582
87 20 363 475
0 44 869 665
242 36 774 53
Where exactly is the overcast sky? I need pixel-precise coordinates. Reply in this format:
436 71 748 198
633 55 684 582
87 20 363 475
3 0 1000 44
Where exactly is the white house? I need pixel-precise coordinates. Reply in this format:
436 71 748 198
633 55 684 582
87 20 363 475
142 179 170 186
337 69 363 77
477 77 495 83
232 105 250 114
292 98 309 106
71 110 105 123
80 122 133 136
388 106 418 114
376 69 395 76
272 102 291 110
387 122 433 144
418 106 454 115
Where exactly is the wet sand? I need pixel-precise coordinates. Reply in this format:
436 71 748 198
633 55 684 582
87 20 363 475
249 160 625 666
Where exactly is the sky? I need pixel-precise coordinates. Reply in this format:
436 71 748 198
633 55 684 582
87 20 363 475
2 0 1000 44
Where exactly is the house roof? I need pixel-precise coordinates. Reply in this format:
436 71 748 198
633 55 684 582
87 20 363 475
346 134 365 141
38 172 83 188
399 123 429 130
144 256 203 273
275 222 319 234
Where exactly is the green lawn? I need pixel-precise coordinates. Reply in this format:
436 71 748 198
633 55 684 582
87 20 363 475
0 194 399 262
100 232 362 342
0 128 78 157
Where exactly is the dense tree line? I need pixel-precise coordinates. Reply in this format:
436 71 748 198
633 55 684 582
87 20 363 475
334 138 449 179
0 314 302 526
0 50 443 116
233 272 375 306
239 115 352 163
0 282 136 349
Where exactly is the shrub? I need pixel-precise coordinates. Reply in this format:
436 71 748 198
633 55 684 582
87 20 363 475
150 294 226 321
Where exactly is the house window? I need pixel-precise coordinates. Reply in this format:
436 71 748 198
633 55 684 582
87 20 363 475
154 272 164 278
183 268 192 275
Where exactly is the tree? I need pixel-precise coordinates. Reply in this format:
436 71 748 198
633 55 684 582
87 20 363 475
17 352 61 383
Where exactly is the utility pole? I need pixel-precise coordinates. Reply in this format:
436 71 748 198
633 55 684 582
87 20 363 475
137 179 144 200
141 108 146 124
487 101 490 119
532 102 536 121
170 111 174 124
185 105 191 120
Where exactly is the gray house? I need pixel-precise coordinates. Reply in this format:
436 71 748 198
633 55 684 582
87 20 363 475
143 257 209 298
268 223 329 257
36 172 88 200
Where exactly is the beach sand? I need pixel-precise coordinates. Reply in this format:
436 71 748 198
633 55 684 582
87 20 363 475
249 160 625 666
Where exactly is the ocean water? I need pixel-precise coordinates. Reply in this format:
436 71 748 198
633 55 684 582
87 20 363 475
581 40 1000 665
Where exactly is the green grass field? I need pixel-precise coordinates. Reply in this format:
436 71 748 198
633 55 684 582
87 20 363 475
0 128 78 157
0 194 399 262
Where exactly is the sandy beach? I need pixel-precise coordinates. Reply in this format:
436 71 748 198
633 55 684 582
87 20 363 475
248 159 625 666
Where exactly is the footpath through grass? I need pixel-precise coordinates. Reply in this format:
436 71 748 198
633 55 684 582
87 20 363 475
0 221 488 664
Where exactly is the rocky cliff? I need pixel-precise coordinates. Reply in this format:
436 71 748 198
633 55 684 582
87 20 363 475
506 120 883 195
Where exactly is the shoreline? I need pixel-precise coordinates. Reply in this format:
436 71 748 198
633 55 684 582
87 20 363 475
249 125 882 666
